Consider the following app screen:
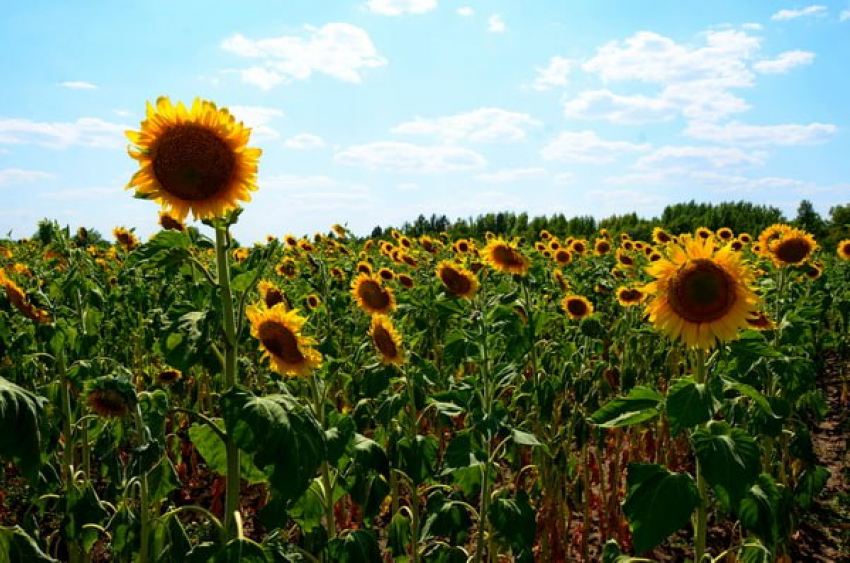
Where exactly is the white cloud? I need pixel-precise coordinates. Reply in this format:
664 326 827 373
771 5 827 20
754 50 815 74
563 89 677 124
553 172 575 184
841 10 850 21
541 130 651 164
262 174 339 190
392 108 541 143
113 109 133 117
457 7 474 16
487 14 506 33
335 141 487 172
476 167 548 183
636 145 765 169
284 133 326 150
742 23 763 30
530 56 572 90
221 23 387 87
0 117 125 148
60 81 97 90
0 168 54 186
365 0 437 15
229 105 285 141
684 120 837 146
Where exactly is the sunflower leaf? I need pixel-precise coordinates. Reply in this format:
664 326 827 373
589 386 664 428
666 376 714 436
0 376 46 481
0 526 57 562
693 421 761 510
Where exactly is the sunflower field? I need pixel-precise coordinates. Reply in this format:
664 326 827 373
0 99 848 563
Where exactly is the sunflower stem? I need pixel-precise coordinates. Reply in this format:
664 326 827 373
134 405 151 563
215 226 242 541
693 347 709 563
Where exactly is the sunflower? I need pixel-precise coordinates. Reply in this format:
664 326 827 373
357 261 374 276
306 294 321 309
569 239 588 256
125 97 261 221
482 238 529 275
86 377 137 418
768 228 817 266
695 227 713 240
276 258 298 279
420 236 438 254
330 266 345 281
553 249 572 266
378 267 395 281
548 240 562 251
716 227 734 241
746 311 775 331
803 261 823 280
652 227 673 245
644 237 758 350
453 239 472 254
621 240 634 251
617 286 646 307
757 224 792 255
616 249 635 267
399 236 412 249
159 210 186 232
838 240 850 261
0 271 51 323
534 242 547 253
370 314 404 365
351 274 396 315
247 305 322 377
113 227 139 251
232 247 249 263
258 280 287 309
599 228 611 239
730 239 744 252
157 368 182 385
284 234 299 247
594 239 612 256
398 273 414 288
553 269 569 292
562 295 593 320
739 233 753 243
437 261 479 298
539 229 552 240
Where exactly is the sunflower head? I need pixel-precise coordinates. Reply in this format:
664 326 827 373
247 305 322 377
716 227 734 241
757 224 792 255
126 97 261 221
652 227 672 245
594 239 612 256
87 376 137 418
616 249 635 267
437 261 479 298
553 249 572 266
157 368 182 386
351 273 396 315
482 238 529 275
562 295 593 320
305 294 321 310
259 280 288 310
378 267 395 281
370 314 404 365
232 247 249 263
617 286 646 307
420 236 438 253
276 258 298 279
569 239 588 256
645 237 759 350
553 268 569 292
398 273 415 288
768 228 817 266
113 227 139 251
838 240 850 261
695 227 713 240
453 239 472 254
746 311 775 331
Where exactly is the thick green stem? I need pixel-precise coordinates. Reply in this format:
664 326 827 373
215 227 241 540
693 348 708 563
309 376 336 539
134 406 151 563
403 368 420 563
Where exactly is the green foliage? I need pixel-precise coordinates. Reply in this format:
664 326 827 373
0 376 46 481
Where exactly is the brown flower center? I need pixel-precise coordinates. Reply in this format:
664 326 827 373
88 390 130 417
554 249 572 265
358 280 391 311
258 321 305 364
153 124 235 201
596 240 611 254
772 237 812 264
492 245 524 268
373 325 399 359
439 266 473 296
620 289 643 303
668 259 736 323
264 288 284 309
566 298 589 318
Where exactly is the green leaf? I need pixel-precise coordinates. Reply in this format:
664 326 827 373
622 463 700 554
350 433 388 473
397 434 439 485
666 376 714 436
0 526 57 562
421 491 473 545
288 479 324 533
601 539 646 563
0 377 46 481
510 428 543 447
230 272 257 293
387 512 412 557
65 482 109 553
488 490 536 562
589 386 664 428
325 415 355 466
721 378 779 420
326 530 381 563
794 465 830 510
222 387 325 505
693 421 761 510
187 423 268 485
739 474 782 549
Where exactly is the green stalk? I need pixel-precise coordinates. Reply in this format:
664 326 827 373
403 367 420 563
308 376 336 539
693 348 708 563
473 297 492 563
134 406 151 563
215 227 241 541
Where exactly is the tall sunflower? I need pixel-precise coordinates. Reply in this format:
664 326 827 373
482 238 529 275
644 237 758 350
125 97 261 221
768 228 817 266
436 261 479 298
562 295 593 320
351 273 396 315
838 240 850 261
370 314 404 365
247 305 322 377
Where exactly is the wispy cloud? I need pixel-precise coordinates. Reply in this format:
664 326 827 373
229 105 285 141
530 56 572 90
771 5 827 21
636 145 766 169
0 168 54 186
284 133 326 150
840 9 850 21
476 168 548 183
221 23 387 88
457 7 474 17
392 108 541 143
754 50 815 74
684 120 837 146
487 14 506 33
365 0 437 16
335 141 487 172
59 81 97 90
541 130 651 164
0 117 126 148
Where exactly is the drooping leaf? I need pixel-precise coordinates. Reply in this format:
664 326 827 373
0 376 46 481
794 465 830 510
326 530 381 563
739 474 782 549
622 463 700 554
0 526 57 562
222 386 325 505
188 423 268 485
666 376 714 436
488 490 536 563
589 386 664 428
693 421 761 510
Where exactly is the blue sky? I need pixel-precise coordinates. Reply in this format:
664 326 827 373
1 1 848 243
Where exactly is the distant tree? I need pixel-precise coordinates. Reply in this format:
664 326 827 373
793 199 827 241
